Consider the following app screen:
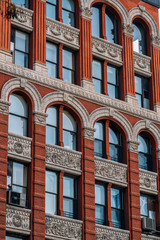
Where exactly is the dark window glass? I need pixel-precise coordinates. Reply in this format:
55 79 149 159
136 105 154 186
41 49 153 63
91 6 101 37
62 0 75 27
45 170 58 215
46 0 57 19
133 21 147 55
6 236 26 240
7 160 28 208
111 188 124 229
63 49 76 84
138 134 152 171
135 75 150 109
95 184 105 225
109 125 123 163
105 9 118 43
12 0 29 8
107 65 120 99
9 94 28 136
46 42 58 78
46 107 58 145
63 111 77 150
63 176 78 219
92 59 103 93
11 29 29 68
94 122 105 158
140 195 156 222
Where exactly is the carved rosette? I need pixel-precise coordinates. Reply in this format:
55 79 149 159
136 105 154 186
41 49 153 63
46 18 80 49
134 52 151 77
45 215 82 240
8 133 32 161
83 127 95 141
96 225 130 240
0 100 10 115
139 169 158 195
34 111 48 126
128 140 139 154
95 157 127 186
11 5 33 32
80 6 93 20
92 36 123 66
142 234 160 240
6 205 31 234
46 144 82 173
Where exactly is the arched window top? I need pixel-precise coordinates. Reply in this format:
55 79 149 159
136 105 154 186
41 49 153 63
94 122 104 140
109 127 118 145
138 133 151 154
63 110 77 132
46 106 57 126
62 0 75 27
9 93 28 118
105 9 118 43
62 0 75 12
133 21 147 55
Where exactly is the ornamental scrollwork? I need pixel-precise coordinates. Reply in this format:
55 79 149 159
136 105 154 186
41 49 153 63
134 52 151 77
96 225 130 240
139 170 158 194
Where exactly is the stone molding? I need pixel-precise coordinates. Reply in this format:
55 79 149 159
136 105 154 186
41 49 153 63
95 157 128 187
83 127 95 141
139 169 158 195
125 94 138 107
45 214 82 240
46 18 80 50
46 144 82 174
81 79 95 92
123 23 134 37
92 36 123 66
8 133 32 162
0 49 12 64
6 205 31 235
127 140 139 154
11 4 33 32
134 52 151 77
33 111 48 126
142 234 160 240
96 225 130 240
152 35 160 48
33 62 48 76
0 100 10 115
80 6 93 20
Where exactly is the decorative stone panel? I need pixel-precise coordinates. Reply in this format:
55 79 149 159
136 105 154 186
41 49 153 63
80 6 93 20
142 234 160 240
8 133 32 162
95 157 128 187
6 205 31 235
46 18 80 49
139 169 158 195
128 140 139 154
83 127 95 141
45 215 82 240
11 5 33 32
96 225 130 240
0 100 10 115
134 52 151 77
34 111 48 126
46 144 82 174
92 36 123 66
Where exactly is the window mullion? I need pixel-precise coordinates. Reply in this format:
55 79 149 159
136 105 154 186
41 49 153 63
59 105 64 147
105 120 110 159
102 4 106 39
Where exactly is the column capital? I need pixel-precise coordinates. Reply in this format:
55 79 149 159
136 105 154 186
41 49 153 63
128 140 139 154
33 111 48 126
151 35 160 48
123 24 134 37
83 127 95 141
80 7 93 21
0 100 10 115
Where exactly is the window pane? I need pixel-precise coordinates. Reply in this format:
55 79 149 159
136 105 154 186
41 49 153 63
46 2 56 19
9 114 27 136
63 50 74 69
93 78 102 93
140 196 148 216
96 205 105 224
63 198 73 215
63 130 76 150
9 94 28 117
12 0 28 8
109 144 118 161
94 140 103 157
6 236 24 240
108 84 115 98
46 42 57 63
62 0 75 12
92 60 102 79
135 94 142 107
15 31 29 53
111 208 121 228
63 177 74 198
46 171 57 193
95 184 105 205
138 135 148 153
138 153 148 170
62 10 75 27
15 51 28 68
46 126 57 145
105 10 115 43
63 111 76 131
107 66 116 84
46 62 57 78
109 127 118 144
45 193 57 214
13 162 27 187
63 68 74 84
135 76 142 94
92 7 100 37
94 122 104 140
111 188 120 209
7 161 12 190
46 107 57 126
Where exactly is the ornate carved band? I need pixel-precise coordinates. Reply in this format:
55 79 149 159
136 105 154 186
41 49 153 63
34 111 48 126
6 205 31 235
139 169 158 195
0 100 10 115
134 52 151 77
45 215 82 240
95 157 128 187
8 133 32 162
142 234 160 240
11 5 33 32
92 36 123 66
96 225 130 240
46 144 82 174
46 18 80 50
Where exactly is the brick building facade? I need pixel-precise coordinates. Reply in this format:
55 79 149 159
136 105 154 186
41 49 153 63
0 0 160 240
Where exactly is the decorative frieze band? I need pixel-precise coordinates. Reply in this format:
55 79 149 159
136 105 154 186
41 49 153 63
96 225 130 240
46 18 80 50
45 215 82 240
83 127 95 141
142 234 160 240
95 157 128 187
0 100 10 115
134 52 151 77
92 36 123 66
46 144 82 174
33 111 48 126
11 5 33 32
6 205 31 235
139 169 158 195
8 133 32 162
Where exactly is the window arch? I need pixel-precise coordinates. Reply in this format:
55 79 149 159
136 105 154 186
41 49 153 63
133 21 147 55
46 105 78 151
138 133 152 171
9 93 28 137
105 9 118 43
94 120 123 163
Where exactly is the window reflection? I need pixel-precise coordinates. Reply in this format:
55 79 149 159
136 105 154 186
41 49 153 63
135 75 150 109
133 21 146 55
62 0 75 27
63 49 75 84
94 122 105 158
107 65 120 99
109 125 123 162
95 184 105 225
92 59 103 93
12 0 29 8
46 0 57 19
105 9 118 43
46 42 58 78
91 7 101 37
46 107 57 145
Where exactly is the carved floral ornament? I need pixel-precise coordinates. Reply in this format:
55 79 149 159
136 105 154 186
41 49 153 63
139 170 158 194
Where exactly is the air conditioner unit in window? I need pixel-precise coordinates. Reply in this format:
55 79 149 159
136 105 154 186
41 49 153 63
142 217 156 232
8 190 26 207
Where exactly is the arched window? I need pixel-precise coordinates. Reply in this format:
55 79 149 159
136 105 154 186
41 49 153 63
46 106 58 145
138 133 152 171
94 122 105 158
105 9 118 43
9 93 28 136
133 21 147 55
109 125 123 162
92 6 101 37
62 0 75 27
63 110 77 150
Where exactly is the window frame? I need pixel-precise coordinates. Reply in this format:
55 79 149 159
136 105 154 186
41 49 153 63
107 64 120 99
95 182 107 225
140 194 156 220
46 0 57 20
46 41 58 78
94 121 105 158
135 75 150 109
105 8 118 44
92 58 103 94
133 20 147 55
62 0 76 27
12 0 29 8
